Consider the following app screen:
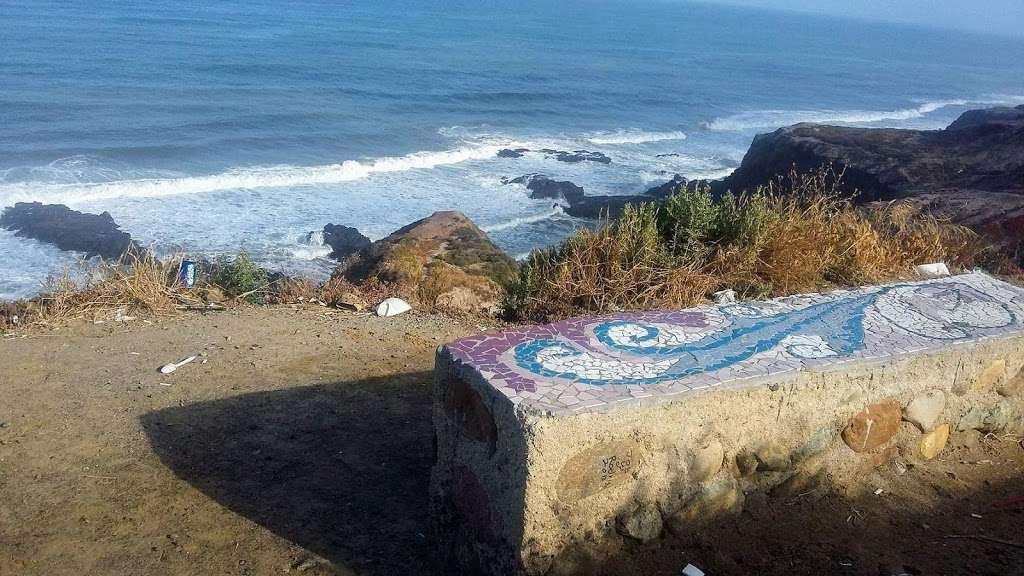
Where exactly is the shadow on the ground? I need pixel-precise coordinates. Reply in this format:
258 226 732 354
142 370 1024 576
141 371 438 576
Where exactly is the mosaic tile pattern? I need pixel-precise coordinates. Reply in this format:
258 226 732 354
445 272 1024 416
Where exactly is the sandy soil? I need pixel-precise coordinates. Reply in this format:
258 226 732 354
1 307 1022 576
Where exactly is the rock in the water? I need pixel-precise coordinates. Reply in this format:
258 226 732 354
615 504 662 543
842 400 902 453
0 202 140 260
335 211 516 313
541 148 611 164
497 147 611 164
644 174 687 199
505 174 584 204
689 438 724 482
918 423 950 460
563 194 648 219
904 389 946 432
497 148 529 158
376 297 411 317
712 105 1024 258
321 224 371 261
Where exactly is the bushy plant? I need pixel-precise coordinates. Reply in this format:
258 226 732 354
213 251 270 303
502 166 996 322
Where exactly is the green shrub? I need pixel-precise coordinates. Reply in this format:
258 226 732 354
501 167 991 322
213 251 270 303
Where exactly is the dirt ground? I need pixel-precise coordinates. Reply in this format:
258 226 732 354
1 306 1022 576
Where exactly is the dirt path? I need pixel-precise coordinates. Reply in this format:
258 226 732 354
0 307 482 576
1 307 1022 576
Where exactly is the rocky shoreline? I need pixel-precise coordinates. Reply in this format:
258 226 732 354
4 104 1023 304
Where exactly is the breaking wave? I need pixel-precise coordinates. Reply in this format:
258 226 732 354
481 205 566 233
585 130 687 145
0 144 508 206
704 96 1024 132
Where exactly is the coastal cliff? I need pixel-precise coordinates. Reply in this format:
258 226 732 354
715 105 1024 255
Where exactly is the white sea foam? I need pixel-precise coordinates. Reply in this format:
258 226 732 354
0 144 510 206
585 130 687 145
481 205 566 233
704 96 1024 132
302 230 325 246
290 243 333 260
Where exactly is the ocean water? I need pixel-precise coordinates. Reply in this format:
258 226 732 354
2 0 1024 300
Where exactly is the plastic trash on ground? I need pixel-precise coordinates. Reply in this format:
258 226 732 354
681 564 705 576
713 289 737 304
376 297 411 317
914 262 950 277
159 355 197 374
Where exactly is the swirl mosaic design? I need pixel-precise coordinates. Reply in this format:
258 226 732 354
444 273 1024 415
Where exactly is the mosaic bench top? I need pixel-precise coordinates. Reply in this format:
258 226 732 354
444 272 1024 416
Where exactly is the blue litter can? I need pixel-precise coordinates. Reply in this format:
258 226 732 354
179 259 196 288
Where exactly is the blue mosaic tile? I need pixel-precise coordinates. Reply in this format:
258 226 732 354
445 272 1024 416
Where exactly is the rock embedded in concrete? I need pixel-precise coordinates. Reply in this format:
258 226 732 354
999 367 1024 397
754 442 791 472
735 451 759 477
615 504 663 543
771 467 827 500
976 359 1007 391
918 423 950 460
957 400 1017 434
556 439 644 503
443 376 497 454
666 477 743 535
904 389 946 432
431 272 1024 574
689 438 724 482
791 427 836 463
842 400 902 453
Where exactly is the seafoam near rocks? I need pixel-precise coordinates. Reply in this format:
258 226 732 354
430 272 1024 574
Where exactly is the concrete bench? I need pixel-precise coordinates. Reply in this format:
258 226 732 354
430 272 1024 575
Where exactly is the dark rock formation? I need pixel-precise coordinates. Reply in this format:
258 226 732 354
717 105 1024 200
321 224 371 261
504 174 585 204
496 148 612 164
497 148 529 159
564 195 648 219
542 149 611 164
0 202 140 259
644 174 687 199
713 105 1024 255
335 211 517 313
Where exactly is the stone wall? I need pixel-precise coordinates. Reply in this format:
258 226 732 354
429 273 1024 575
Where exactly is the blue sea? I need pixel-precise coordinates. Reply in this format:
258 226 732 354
2 0 1024 300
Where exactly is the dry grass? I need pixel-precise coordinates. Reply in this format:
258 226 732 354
503 167 1002 322
30 251 200 324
